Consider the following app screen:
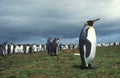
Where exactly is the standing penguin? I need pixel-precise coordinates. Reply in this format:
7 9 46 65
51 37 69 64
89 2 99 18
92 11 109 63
79 18 100 69
46 37 52 55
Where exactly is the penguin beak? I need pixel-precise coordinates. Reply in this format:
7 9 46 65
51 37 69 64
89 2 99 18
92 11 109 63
93 18 100 22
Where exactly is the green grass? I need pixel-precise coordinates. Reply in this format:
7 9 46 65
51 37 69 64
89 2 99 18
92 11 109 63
0 46 120 78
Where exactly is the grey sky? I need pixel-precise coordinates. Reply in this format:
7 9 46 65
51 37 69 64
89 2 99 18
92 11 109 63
0 0 120 44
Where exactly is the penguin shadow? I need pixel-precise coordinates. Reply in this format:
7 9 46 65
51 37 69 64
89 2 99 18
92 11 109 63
72 65 81 69
72 64 99 70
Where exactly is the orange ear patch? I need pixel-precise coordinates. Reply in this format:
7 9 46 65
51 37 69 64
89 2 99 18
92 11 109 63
85 22 88 25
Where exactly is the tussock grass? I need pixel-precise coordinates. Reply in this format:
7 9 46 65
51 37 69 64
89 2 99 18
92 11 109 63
0 46 120 78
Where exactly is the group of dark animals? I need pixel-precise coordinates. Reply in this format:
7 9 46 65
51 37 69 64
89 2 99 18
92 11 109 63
46 37 59 56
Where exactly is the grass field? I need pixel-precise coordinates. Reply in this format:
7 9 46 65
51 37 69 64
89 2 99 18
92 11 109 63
0 46 120 78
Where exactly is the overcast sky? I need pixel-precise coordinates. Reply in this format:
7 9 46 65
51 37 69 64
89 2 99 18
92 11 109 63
0 0 120 44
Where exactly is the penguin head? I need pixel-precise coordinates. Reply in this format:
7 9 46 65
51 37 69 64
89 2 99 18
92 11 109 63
55 36 59 40
85 18 100 26
48 37 51 40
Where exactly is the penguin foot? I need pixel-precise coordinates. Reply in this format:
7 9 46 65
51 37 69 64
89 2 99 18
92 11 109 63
79 65 88 69
79 65 97 69
88 66 97 69
88 64 97 69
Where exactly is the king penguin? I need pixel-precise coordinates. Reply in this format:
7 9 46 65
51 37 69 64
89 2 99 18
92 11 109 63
79 18 100 69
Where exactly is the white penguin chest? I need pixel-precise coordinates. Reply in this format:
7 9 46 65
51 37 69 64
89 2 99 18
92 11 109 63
87 27 96 43
86 27 96 59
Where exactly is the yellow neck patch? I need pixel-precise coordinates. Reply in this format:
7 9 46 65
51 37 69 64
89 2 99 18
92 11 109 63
90 26 93 28
89 26 94 29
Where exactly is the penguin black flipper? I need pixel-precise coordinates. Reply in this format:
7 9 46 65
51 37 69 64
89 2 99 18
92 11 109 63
84 39 91 57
